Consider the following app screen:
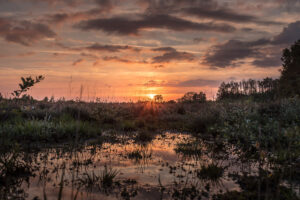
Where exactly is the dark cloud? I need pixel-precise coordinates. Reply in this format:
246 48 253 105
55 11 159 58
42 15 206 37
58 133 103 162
152 47 177 52
272 21 300 45
85 43 140 52
203 39 268 68
0 18 56 46
94 0 113 10
193 37 204 43
182 7 282 25
141 0 214 14
102 56 147 64
252 56 281 68
274 0 300 12
142 0 282 25
47 9 102 24
72 58 84 66
30 0 82 6
103 56 132 63
143 80 166 87
143 78 219 87
177 78 220 87
46 2 113 25
203 21 300 68
151 47 195 63
75 14 236 35
154 64 165 68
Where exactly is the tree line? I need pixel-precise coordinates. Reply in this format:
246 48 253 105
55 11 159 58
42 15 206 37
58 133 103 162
217 39 300 101
216 78 279 101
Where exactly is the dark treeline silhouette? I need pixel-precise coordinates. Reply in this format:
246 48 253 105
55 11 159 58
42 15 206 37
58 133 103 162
178 91 206 103
217 78 279 101
279 39 300 97
217 39 300 101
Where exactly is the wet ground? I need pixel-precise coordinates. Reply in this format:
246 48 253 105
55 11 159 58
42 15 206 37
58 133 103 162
1 132 299 200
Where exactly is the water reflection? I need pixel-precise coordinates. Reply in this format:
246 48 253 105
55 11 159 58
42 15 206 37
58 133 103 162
0 133 299 200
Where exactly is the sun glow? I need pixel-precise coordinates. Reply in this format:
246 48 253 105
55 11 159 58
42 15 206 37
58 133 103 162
147 93 156 99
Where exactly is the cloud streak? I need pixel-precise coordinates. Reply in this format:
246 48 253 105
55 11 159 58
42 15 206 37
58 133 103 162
182 7 282 25
152 46 195 63
75 14 236 35
0 18 56 46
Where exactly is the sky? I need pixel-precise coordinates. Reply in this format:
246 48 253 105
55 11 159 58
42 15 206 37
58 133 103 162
0 0 299 101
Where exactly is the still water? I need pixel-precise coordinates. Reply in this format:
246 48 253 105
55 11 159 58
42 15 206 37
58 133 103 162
1 132 299 199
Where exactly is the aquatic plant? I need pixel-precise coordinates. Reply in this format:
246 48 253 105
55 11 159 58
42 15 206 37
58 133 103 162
99 165 119 188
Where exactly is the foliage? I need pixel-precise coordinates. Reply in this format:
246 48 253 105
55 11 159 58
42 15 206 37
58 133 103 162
179 91 206 103
280 39 300 97
12 75 44 98
217 78 279 101
154 94 163 103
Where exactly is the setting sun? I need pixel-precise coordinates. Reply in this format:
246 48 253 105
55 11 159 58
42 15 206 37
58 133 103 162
147 94 156 99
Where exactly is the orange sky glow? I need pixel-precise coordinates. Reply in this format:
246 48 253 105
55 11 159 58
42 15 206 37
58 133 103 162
0 0 299 101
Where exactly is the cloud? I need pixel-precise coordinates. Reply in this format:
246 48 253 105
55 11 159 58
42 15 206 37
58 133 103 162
85 43 140 52
203 39 269 68
203 21 300 68
177 78 220 87
143 78 219 87
29 0 82 6
252 56 281 68
94 0 113 10
0 18 56 46
182 7 282 25
46 3 114 25
152 47 177 52
75 14 236 35
141 0 214 14
193 37 204 43
151 47 195 63
72 58 84 66
272 21 300 45
47 9 102 24
154 64 165 68
142 0 282 25
103 56 147 64
143 79 167 87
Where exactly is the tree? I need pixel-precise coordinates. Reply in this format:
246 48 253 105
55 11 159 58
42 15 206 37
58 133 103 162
180 92 197 102
12 75 45 98
179 91 206 103
193 91 206 103
279 39 300 97
154 94 163 103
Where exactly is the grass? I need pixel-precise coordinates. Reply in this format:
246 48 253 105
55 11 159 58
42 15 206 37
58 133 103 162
197 163 224 182
174 140 203 159
99 165 119 188
0 97 300 166
79 165 119 190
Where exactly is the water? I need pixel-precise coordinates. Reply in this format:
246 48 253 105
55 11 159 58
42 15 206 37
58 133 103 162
1 132 299 200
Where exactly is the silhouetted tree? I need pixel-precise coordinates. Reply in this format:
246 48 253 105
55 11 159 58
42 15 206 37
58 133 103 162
217 78 279 101
12 75 45 98
279 39 300 97
193 91 206 103
180 92 197 102
154 94 163 103
179 91 206 103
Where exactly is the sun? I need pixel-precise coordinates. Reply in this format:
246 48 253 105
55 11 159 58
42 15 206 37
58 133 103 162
147 94 156 99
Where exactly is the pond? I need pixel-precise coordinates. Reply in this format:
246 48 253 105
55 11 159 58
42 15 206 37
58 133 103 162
1 132 299 200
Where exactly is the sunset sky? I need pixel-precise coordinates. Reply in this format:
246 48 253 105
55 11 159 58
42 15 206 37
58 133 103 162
0 0 299 101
